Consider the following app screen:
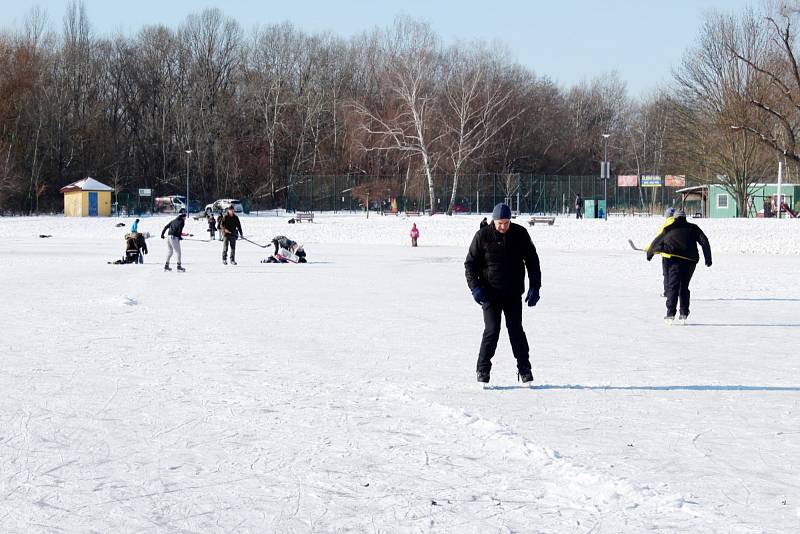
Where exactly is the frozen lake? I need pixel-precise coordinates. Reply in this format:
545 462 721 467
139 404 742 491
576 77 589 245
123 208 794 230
1 213 799 532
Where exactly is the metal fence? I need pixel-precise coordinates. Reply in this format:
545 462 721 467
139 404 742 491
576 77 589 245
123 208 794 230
270 174 695 214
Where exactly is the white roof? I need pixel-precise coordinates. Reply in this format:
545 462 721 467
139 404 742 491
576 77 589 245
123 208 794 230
61 177 113 192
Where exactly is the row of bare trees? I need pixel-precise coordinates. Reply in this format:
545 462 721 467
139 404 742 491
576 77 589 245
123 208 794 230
3 2 799 215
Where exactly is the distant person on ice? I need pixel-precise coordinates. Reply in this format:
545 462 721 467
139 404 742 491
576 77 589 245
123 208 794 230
575 193 584 219
479 217 488 228
220 205 244 265
216 213 224 241
646 210 712 324
130 218 140 233
465 202 541 386
647 207 676 297
206 211 217 240
410 223 419 247
161 209 187 272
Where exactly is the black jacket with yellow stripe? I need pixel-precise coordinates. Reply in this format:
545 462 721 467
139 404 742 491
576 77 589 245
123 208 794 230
646 218 712 264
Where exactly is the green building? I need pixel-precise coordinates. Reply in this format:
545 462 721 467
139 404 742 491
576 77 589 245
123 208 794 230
676 184 800 218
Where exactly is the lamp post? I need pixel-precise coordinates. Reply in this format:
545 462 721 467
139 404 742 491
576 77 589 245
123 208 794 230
185 149 192 213
601 133 610 220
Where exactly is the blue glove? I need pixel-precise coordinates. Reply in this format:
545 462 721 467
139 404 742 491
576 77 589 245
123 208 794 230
471 287 488 305
525 287 540 307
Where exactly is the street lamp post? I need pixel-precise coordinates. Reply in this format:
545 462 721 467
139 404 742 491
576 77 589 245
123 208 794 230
601 134 610 221
185 149 192 213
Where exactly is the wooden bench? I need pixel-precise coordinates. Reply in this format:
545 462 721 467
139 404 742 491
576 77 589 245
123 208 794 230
528 216 556 226
405 211 421 217
295 212 314 223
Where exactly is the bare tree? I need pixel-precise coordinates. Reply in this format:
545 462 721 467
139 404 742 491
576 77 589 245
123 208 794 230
440 46 521 214
348 17 442 213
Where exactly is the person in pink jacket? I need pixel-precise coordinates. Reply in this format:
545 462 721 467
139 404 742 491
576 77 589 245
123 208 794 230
410 223 420 247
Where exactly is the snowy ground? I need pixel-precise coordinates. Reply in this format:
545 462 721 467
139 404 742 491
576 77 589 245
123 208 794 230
1 213 799 533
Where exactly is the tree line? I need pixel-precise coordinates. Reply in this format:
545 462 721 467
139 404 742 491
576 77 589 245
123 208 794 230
0 1 798 215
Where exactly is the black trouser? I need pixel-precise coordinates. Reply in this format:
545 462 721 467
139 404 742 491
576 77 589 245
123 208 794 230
223 235 237 261
476 294 531 375
664 258 697 317
661 257 669 295
576 209 583 219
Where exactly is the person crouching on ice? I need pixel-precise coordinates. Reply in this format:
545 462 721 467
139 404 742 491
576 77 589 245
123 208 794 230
410 223 419 247
465 203 541 387
263 235 307 263
646 210 712 324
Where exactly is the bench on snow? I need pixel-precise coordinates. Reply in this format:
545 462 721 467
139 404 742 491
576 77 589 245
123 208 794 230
405 211 421 217
528 216 555 226
295 212 314 223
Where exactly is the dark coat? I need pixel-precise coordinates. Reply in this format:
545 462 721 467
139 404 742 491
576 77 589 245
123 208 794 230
220 212 243 238
161 216 185 239
647 218 712 264
465 222 541 297
207 215 217 232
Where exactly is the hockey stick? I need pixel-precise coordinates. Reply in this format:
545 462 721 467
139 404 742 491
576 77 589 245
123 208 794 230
627 239 645 251
240 236 271 248
181 237 213 242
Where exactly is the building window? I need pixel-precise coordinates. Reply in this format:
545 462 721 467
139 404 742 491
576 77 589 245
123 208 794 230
717 194 729 209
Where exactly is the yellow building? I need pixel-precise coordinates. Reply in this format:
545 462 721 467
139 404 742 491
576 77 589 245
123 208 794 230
59 177 113 217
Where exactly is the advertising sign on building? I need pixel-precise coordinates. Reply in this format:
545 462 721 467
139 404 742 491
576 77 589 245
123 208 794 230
665 175 686 187
617 175 638 187
138 188 152 197
640 175 662 187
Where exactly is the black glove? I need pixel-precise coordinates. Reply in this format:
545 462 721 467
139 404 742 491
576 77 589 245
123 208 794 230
705 260 712 267
471 287 488 305
160 234 165 239
525 287 540 307
646 251 653 261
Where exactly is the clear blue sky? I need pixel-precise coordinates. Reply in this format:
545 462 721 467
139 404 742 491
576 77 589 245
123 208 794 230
2 0 755 96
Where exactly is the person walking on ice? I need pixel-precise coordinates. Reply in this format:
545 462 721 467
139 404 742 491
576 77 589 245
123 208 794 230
161 209 187 272
410 223 419 247
465 202 541 387
646 210 712 324
220 204 244 265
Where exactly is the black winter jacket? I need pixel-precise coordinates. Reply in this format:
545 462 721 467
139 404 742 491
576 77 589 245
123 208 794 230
465 222 541 297
161 216 185 239
220 213 243 238
647 218 712 264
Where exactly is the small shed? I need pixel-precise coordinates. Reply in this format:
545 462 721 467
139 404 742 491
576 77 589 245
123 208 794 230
59 177 113 217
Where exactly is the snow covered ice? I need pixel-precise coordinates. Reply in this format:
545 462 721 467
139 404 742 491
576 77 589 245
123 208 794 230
1 213 799 532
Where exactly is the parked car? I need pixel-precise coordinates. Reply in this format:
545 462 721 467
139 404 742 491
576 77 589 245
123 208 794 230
155 195 187 213
205 199 244 215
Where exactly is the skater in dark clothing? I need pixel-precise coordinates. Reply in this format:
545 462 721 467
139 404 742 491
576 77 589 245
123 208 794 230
479 217 488 228
219 205 244 265
216 213 224 241
575 193 584 219
647 207 676 297
206 212 217 240
647 210 712 323
465 203 541 386
161 210 187 271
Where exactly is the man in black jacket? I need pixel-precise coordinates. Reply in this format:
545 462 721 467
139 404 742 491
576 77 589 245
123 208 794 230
161 210 186 272
219 205 244 265
647 210 712 323
465 203 541 385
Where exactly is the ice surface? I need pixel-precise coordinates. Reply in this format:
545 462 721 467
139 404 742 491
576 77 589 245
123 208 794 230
1 213 798 532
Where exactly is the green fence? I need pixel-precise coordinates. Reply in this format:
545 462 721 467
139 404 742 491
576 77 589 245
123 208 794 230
268 174 693 214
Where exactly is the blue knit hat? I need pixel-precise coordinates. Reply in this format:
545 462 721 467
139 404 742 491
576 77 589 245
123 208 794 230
492 203 512 220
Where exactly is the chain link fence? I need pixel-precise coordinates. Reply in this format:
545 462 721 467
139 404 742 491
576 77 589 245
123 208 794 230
262 174 694 215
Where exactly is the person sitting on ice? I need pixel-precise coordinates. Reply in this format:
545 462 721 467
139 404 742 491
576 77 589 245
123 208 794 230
262 235 307 263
